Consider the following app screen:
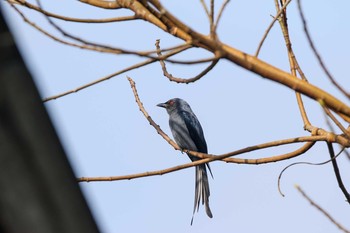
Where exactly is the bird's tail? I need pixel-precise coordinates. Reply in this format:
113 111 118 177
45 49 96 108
191 163 213 225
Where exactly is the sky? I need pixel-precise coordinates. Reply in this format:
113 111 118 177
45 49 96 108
2 0 350 232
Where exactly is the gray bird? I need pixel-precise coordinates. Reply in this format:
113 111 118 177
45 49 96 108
157 98 213 224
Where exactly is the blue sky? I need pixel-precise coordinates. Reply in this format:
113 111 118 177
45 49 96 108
2 1 350 232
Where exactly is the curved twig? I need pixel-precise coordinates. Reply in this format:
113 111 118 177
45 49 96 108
278 147 345 197
155 40 220 83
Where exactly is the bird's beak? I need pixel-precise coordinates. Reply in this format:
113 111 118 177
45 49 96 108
157 103 167 108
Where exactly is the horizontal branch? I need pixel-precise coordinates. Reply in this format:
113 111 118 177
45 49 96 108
77 140 316 183
15 0 138 23
78 0 123 9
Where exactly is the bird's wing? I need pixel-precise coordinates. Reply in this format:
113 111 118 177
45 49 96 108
180 111 208 154
180 111 213 178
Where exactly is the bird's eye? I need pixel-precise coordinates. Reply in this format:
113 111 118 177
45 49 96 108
168 100 174 105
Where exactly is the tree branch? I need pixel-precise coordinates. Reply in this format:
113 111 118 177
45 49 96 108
10 0 350 118
213 0 230 33
255 0 292 57
42 44 191 102
15 0 138 23
327 142 350 203
297 0 350 99
155 39 220 83
278 147 345 197
296 185 350 233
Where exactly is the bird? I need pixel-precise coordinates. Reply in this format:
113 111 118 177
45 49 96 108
157 98 213 224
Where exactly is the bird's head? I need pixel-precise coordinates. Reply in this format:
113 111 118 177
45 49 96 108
157 98 189 114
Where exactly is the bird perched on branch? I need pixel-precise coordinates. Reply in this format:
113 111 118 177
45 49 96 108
157 98 213 224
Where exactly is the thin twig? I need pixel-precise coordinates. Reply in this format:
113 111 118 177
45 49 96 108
10 0 186 62
200 0 210 19
15 0 138 23
209 0 214 36
278 147 345 196
320 101 350 139
327 142 350 203
9 1 202 65
255 0 292 57
34 0 151 56
155 39 219 83
42 45 191 102
296 185 350 233
9 4 104 52
297 0 350 99
325 115 350 160
273 0 311 129
213 0 230 33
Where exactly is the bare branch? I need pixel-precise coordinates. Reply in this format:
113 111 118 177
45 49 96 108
296 185 350 233
273 0 312 129
303 125 349 147
78 0 123 9
11 0 350 117
209 0 214 36
34 0 155 56
155 39 220 83
77 140 315 182
200 0 210 19
255 0 292 57
321 101 350 139
15 0 138 23
213 0 230 33
8 1 197 65
42 44 191 102
8 2 149 55
327 142 350 203
297 0 350 99
278 147 345 197
77 158 218 183
8 4 105 52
